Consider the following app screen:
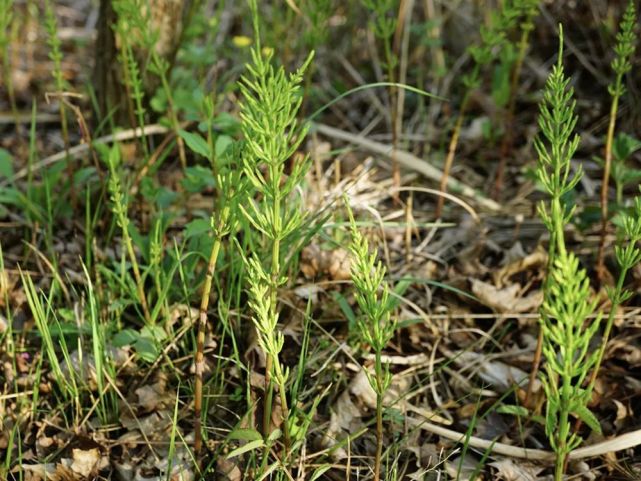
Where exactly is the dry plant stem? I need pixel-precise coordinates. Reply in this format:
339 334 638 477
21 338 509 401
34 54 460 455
596 94 620 281
524 328 543 409
194 236 222 456
436 92 470 218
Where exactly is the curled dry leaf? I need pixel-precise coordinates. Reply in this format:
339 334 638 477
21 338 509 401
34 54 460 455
471 279 542 313
457 351 534 391
70 447 100 478
494 247 547 288
300 244 351 281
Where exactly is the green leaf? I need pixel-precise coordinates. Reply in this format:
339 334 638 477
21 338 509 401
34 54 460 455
256 463 279 481
182 165 216 193
228 428 263 442
140 324 167 341
0 148 14 178
134 336 159 363
309 465 332 481
266 428 282 443
215 135 233 158
184 218 211 238
112 328 139 347
496 404 529 418
574 405 602 434
179 129 211 158
226 439 264 459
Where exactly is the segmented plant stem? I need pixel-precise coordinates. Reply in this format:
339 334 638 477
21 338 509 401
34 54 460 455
194 236 222 456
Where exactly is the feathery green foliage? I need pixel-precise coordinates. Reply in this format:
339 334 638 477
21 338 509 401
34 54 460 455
106 144 151 324
236 0 314 468
535 27 602 480
346 198 396 481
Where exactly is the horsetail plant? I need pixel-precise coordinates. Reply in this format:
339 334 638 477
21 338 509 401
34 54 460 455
596 0 637 280
494 0 540 198
106 144 151 323
112 0 149 156
586 195 641 405
345 198 396 481
237 0 314 465
436 1 518 216
362 0 401 197
534 28 602 480
194 166 244 457
43 0 74 202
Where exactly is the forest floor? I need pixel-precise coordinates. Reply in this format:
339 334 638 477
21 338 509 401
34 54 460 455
1 1 641 480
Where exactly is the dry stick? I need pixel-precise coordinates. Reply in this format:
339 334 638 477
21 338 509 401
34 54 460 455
436 92 471 218
406 416 641 461
313 122 501 212
3 124 171 187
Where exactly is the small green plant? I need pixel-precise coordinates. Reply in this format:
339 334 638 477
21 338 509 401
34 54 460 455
345 198 396 481
610 133 641 204
437 1 518 216
112 0 150 156
586 194 641 400
493 0 540 197
534 28 602 480
106 144 151 323
194 162 244 456
597 0 637 278
235 0 314 468
43 0 74 202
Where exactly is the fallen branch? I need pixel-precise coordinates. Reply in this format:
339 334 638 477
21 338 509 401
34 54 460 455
312 122 501 212
407 416 641 461
2 124 171 187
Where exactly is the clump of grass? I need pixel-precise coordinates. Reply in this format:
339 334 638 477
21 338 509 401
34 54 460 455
596 0 637 279
237 0 314 466
345 198 396 481
534 27 602 480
